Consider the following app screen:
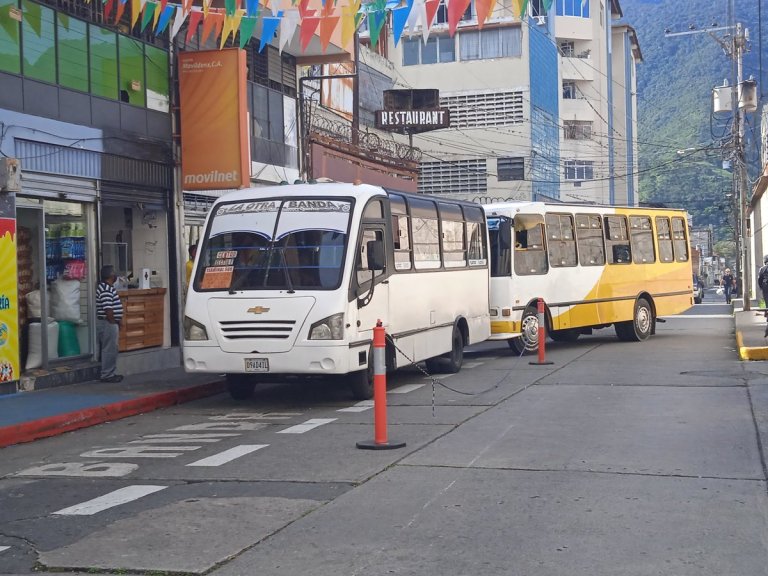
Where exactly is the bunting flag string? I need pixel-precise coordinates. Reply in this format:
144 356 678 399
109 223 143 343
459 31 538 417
117 0 527 54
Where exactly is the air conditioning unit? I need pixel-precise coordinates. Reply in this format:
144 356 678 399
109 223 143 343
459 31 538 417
534 15 547 25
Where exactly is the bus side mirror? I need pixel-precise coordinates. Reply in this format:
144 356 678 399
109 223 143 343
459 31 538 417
367 240 386 271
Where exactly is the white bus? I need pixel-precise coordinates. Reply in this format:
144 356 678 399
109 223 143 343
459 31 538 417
483 201 694 352
183 183 490 400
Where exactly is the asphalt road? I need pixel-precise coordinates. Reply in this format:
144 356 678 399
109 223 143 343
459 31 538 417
1 302 767 575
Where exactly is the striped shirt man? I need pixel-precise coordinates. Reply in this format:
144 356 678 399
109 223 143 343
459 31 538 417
96 281 123 322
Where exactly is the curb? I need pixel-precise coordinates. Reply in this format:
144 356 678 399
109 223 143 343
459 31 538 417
735 331 768 361
0 380 226 449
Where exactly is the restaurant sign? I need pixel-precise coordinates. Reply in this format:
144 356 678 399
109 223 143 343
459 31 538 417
374 109 450 133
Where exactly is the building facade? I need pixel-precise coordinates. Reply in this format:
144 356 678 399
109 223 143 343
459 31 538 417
384 0 640 206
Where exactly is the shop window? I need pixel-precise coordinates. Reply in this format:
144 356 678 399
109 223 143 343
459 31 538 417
22 0 55 83
57 15 88 92
145 44 169 112
0 0 21 74
118 35 146 106
43 201 91 360
89 25 118 99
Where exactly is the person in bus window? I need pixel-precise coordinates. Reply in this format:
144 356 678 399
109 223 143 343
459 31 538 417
721 268 735 304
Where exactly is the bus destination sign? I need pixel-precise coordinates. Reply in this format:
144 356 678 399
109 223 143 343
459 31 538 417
374 109 450 133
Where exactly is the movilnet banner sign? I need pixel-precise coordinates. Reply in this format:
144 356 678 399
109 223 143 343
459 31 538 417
374 109 450 133
179 49 249 191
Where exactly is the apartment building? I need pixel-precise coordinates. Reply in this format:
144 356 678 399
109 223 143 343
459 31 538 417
384 0 640 206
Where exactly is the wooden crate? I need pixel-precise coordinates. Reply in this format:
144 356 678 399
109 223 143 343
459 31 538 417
117 288 166 352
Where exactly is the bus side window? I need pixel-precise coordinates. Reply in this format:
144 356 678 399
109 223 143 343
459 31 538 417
575 214 605 266
546 213 577 267
463 206 488 267
392 214 412 271
629 216 655 264
439 203 466 269
671 217 689 262
514 214 548 275
655 217 674 262
356 229 386 285
604 215 631 264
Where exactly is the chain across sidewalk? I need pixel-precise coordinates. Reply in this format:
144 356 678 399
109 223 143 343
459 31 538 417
384 333 527 417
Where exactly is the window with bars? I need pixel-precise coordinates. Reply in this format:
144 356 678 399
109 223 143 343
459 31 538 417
419 159 487 195
497 157 525 181
564 160 594 180
564 120 592 140
559 41 575 56
459 27 522 61
440 91 524 128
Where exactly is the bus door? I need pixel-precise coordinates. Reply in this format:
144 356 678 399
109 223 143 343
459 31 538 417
353 225 389 339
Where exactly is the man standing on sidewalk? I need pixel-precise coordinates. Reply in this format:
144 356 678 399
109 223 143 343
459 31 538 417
96 265 124 383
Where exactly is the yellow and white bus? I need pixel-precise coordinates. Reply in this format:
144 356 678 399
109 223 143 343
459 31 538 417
483 202 693 353
183 183 490 400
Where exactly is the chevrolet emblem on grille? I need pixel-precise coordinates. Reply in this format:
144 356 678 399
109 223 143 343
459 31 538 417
247 306 271 314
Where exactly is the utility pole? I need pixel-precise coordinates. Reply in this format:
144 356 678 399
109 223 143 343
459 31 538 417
665 18 752 309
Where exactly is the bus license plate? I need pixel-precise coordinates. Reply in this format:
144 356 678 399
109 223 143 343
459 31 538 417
244 358 269 372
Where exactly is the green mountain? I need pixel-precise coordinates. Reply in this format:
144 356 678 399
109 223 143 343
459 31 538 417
620 0 763 243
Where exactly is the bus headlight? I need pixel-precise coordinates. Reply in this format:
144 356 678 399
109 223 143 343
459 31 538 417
184 316 209 341
309 313 344 340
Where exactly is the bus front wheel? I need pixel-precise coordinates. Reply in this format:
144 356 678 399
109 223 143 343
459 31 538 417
615 297 653 342
426 324 465 374
508 307 539 355
348 348 374 400
226 374 256 400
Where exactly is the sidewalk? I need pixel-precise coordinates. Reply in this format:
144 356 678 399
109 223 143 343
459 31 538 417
0 368 225 448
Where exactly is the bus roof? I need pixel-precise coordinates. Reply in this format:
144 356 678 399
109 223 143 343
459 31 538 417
211 182 385 206
482 201 689 217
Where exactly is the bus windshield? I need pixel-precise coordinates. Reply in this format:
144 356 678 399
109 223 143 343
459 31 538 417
195 198 352 291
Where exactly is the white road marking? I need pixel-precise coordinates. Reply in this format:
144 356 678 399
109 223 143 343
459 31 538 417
664 314 734 319
389 384 425 394
52 485 167 516
462 361 483 369
15 462 138 478
337 401 374 413
0 546 10 553
422 374 454 380
277 418 336 434
187 445 268 467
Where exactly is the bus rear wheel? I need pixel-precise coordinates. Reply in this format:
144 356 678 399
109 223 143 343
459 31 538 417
508 307 539 355
615 297 653 342
226 374 256 400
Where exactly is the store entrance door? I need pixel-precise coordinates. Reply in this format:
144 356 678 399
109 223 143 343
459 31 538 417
17 200 93 373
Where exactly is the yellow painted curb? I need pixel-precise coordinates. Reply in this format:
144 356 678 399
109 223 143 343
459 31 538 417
736 330 768 360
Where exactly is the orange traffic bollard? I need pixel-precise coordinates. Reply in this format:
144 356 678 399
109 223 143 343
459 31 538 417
529 298 553 366
357 320 406 450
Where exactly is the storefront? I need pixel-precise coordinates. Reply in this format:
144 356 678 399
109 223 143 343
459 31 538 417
5 138 176 387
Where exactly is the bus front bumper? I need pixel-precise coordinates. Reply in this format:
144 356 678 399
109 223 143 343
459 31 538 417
183 342 369 376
